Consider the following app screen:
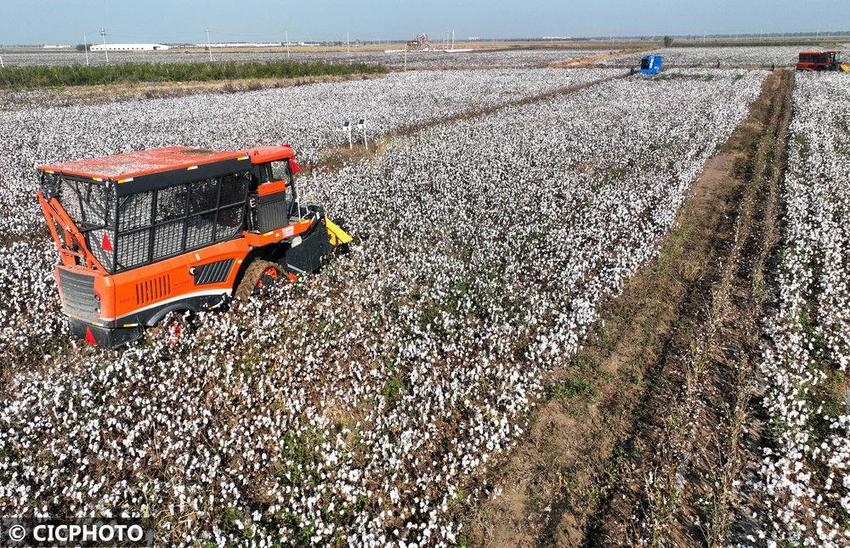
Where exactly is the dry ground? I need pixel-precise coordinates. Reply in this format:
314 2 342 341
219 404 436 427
461 69 794 547
550 50 644 68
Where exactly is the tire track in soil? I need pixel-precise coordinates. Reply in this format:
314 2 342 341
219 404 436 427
459 70 794 547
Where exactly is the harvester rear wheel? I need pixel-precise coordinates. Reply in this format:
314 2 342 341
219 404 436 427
235 260 285 301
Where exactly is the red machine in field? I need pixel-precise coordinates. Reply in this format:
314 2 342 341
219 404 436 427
796 50 849 72
37 145 352 347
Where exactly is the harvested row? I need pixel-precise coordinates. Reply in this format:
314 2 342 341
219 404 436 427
754 72 850 546
565 69 794 547
0 69 765 545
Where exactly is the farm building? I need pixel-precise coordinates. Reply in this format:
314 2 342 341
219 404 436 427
89 43 170 52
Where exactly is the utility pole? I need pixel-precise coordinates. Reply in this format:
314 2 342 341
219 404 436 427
0 55 4 69
285 30 290 59
347 32 350 56
206 28 213 61
451 30 455 50
99 28 109 63
83 34 90 65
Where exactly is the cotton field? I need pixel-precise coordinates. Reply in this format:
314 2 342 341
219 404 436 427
0 49 615 70
0 67 623 381
756 72 850 546
0 68 621 233
0 68 767 545
3 36 850 547
343 49 616 70
605 46 808 68
656 46 807 66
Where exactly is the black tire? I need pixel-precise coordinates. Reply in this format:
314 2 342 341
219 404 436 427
145 310 193 346
234 260 283 301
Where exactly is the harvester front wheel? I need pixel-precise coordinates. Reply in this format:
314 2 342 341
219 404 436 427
235 260 288 301
146 310 193 346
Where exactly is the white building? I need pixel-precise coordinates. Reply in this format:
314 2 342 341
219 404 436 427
90 43 170 52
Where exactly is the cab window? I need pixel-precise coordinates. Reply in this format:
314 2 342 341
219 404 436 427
270 161 292 184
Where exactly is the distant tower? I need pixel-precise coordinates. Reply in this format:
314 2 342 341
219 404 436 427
99 28 109 63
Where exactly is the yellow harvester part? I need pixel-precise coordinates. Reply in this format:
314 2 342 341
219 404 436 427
325 218 353 246
840 63 850 73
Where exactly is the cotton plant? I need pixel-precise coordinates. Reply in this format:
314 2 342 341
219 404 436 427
754 72 850 547
0 69 765 545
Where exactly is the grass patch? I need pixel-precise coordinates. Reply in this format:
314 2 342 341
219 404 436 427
551 376 600 402
383 375 404 402
0 60 387 89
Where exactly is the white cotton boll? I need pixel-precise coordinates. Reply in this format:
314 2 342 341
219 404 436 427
751 72 850 544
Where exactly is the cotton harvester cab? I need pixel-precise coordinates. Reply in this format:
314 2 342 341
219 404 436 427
37 145 351 347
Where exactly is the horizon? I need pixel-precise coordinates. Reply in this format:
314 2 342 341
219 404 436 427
5 30 850 49
2 0 850 46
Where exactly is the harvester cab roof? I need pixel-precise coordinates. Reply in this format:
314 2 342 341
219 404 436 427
37 145 352 347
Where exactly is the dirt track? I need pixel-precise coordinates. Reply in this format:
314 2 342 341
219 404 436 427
550 50 644 68
462 69 795 546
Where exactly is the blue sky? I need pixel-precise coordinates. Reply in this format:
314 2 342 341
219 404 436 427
1 0 848 45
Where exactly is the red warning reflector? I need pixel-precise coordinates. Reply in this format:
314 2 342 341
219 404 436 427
84 327 96 345
101 233 113 252
289 159 303 174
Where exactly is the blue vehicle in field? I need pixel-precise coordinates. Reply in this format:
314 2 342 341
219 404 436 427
640 55 663 75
